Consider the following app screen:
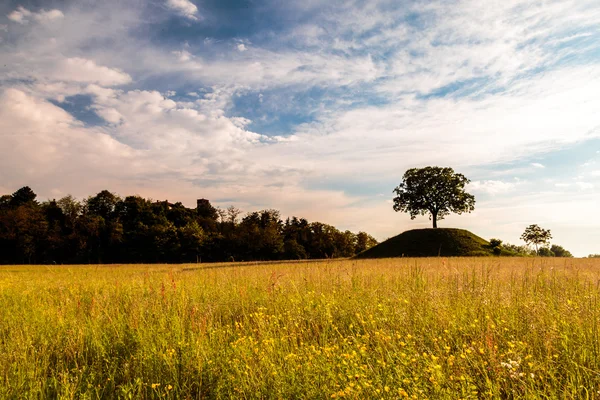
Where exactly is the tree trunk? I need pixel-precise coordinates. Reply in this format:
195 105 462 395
432 211 438 228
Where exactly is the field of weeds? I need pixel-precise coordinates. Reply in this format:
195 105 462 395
1 258 599 399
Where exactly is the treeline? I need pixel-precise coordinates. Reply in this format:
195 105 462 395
489 239 573 257
0 187 378 264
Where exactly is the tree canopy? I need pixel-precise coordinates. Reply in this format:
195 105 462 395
0 186 378 264
520 224 552 254
393 166 475 228
550 244 573 258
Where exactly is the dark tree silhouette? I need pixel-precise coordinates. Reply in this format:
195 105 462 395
10 186 37 207
0 186 378 264
393 166 475 228
520 224 552 254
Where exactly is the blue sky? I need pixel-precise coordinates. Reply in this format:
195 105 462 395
1 0 600 256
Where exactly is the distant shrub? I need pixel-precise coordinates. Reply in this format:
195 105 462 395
502 243 536 257
538 247 555 257
550 244 573 258
489 238 503 248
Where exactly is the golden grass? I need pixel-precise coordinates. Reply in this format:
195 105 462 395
1 257 599 399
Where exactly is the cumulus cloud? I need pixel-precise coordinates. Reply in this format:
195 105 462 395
53 58 132 86
8 6 64 24
173 50 193 62
0 88 140 191
469 180 519 195
531 163 545 169
166 0 200 20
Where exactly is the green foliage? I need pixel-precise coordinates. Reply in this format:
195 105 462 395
10 186 38 207
2 259 600 398
393 166 475 228
537 247 555 257
489 238 502 248
588 254 600 258
501 243 536 257
0 187 377 264
489 238 503 256
550 244 573 258
355 228 493 258
520 224 552 253
355 232 378 254
86 190 120 220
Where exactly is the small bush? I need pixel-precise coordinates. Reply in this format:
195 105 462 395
489 238 503 248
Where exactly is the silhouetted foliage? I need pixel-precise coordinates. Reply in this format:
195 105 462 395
393 166 475 228
10 186 38 207
501 243 536 257
537 247 555 257
0 186 377 264
520 224 552 255
550 244 573 258
489 238 502 248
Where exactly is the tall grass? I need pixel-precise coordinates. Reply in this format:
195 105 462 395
1 258 599 398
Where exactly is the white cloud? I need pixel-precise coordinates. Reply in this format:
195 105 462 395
469 180 519 195
591 170 600 177
576 182 595 190
0 88 140 191
8 6 32 23
53 58 132 86
247 65 600 182
166 0 199 20
531 163 545 169
8 6 64 24
555 181 595 190
237 44 247 52
173 50 194 62
35 9 64 22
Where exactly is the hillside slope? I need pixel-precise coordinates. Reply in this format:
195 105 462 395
354 228 493 258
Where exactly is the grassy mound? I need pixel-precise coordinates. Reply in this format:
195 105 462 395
355 228 494 258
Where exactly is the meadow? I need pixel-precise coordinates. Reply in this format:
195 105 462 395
1 258 599 399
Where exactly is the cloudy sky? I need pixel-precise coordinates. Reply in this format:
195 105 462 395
1 0 600 256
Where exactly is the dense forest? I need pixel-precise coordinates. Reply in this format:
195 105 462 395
0 186 378 264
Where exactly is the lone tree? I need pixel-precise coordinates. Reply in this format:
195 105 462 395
393 166 475 228
520 224 552 254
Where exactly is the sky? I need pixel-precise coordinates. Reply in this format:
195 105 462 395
1 0 600 256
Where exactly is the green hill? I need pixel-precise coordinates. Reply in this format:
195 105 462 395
354 228 494 258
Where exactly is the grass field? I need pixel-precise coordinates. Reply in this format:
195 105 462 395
1 258 600 399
